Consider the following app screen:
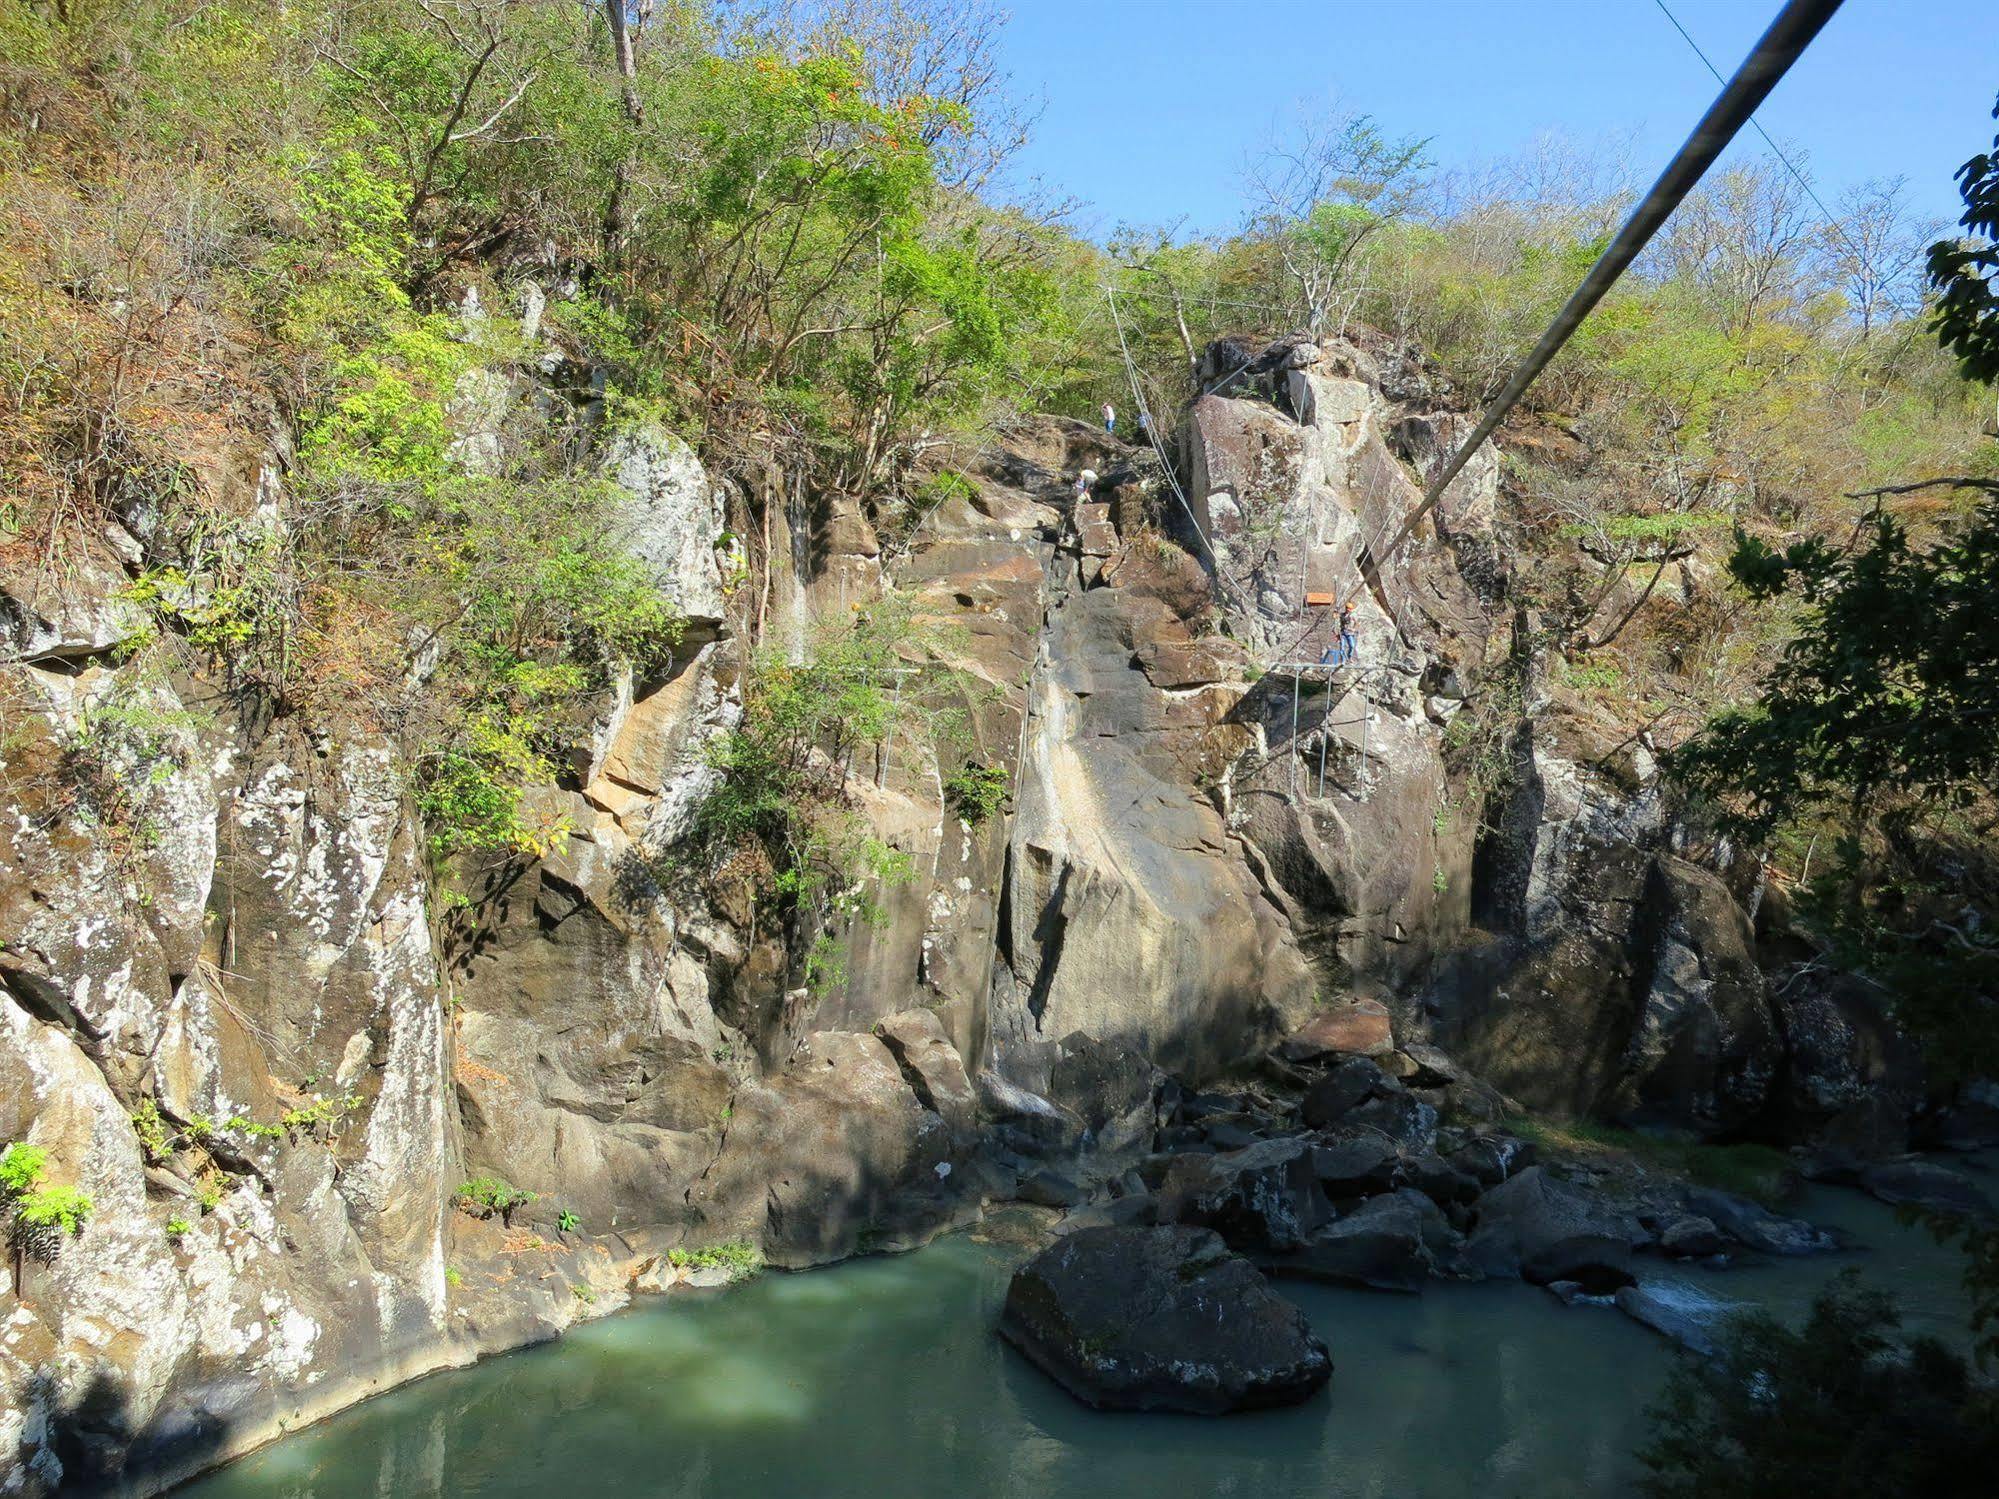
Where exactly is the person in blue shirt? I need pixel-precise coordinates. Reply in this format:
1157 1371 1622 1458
1318 600 1359 667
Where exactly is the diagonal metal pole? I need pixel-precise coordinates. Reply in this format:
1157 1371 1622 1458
1362 0 1845 589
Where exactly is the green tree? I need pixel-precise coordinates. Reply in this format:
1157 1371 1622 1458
1651 93 1999 1498
1638 1275 1999 1499
1930 95 1999 382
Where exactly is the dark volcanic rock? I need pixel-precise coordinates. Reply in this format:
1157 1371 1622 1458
1767 969 1923 1155
1683 1187 1837 1255
1157 1138 1326 1250
1401 1150 1481 1208
1859 1160 1995 1220
1656 1215 1729 1259
1300 1057 1390 1128
1204 1120 1260 1151
1046 1032 1163 1156
1016 1168 1087 1209
1467 1166 1635 1292
1275 1189 1462 1292
1614 856 1783 1139
998 1225 1332 1413
1344 1090 1438 1151
1448 1133 1535 1188
1309 1133 1403 1196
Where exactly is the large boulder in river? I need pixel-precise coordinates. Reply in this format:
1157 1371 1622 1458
1466 1166 1635 1292
1615 1281 1743 1357
1683 1187 1837 1256
1859 1160 1995 1220
998 1225 1331 1413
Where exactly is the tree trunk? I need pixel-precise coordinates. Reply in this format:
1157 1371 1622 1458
601 1 643 261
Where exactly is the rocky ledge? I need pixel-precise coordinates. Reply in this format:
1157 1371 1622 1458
985 1019 1999 1366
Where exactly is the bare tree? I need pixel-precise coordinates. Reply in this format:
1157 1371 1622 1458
1649 155 1821 329
783 0 1034 192
1824 176 1937 337
1244 105 1430 338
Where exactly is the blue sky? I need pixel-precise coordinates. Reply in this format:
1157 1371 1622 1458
991 0 1998 239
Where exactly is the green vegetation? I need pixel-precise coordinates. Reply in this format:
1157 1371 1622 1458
281 1094 365 1140
165 1216 192 1242
131 1098 175 1163
1511 1117 1795 1208
1666 103 1999 1308
0 1144 49 1199
666 1240 764 1283
1559 658 1624 693
14 1184 93 1238
0 0 1056 871
1638 1274 1999 1498
1637 102 1999 1493
942 761 1010 826
1 1143 93 1265
444 1266 464 1288
556 1209 580 1233
684 600 944 985
455 1176 537 1224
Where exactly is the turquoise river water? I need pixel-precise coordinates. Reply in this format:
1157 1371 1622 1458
175 1167 1986 1499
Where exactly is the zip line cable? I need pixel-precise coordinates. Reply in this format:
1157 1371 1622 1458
1649 0 1877 281
1358 0 1845 597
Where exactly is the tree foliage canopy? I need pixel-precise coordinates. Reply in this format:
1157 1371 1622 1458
1638 1274 1999 1499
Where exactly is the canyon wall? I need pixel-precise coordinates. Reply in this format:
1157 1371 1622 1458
0 313 1924 1494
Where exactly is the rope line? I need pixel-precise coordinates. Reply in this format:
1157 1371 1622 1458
1358 0 1846 595
1649 0 1877 282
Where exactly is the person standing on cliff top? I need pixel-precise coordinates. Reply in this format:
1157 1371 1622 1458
1102 401 1115 435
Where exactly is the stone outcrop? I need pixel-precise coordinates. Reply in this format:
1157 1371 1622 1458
998 1225 1332 1413
687 1030 980 1267
1465 1166 1637 1292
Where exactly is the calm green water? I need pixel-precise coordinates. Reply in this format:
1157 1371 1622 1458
177 1170 1985 1499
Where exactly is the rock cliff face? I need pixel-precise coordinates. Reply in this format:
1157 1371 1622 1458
0 323 1928 1494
